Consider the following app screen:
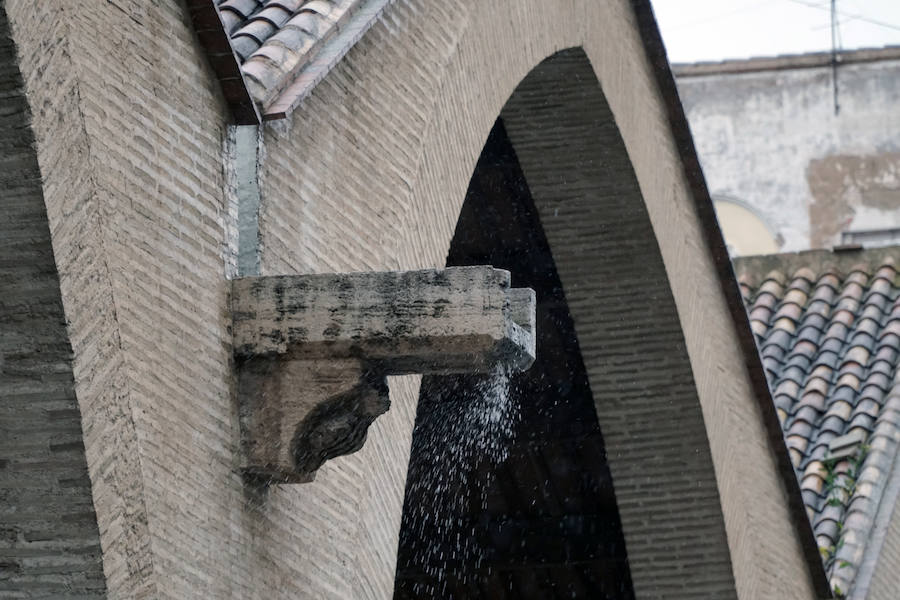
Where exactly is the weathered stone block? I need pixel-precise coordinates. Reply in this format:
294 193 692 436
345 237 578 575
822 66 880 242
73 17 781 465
232 266 535 483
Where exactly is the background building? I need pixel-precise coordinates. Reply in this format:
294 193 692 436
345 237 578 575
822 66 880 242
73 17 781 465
676 47 900 255
2 1 873 598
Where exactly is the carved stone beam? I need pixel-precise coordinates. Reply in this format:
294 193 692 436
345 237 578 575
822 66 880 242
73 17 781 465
231 266 536 483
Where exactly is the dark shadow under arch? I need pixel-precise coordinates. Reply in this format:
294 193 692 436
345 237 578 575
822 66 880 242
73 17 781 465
396 48 739 599
395 120 635 599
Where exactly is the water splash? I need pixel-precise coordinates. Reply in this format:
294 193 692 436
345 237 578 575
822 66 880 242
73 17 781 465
399 365 519 596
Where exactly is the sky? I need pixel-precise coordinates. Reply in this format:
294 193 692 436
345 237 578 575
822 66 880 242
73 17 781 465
650 0 900 63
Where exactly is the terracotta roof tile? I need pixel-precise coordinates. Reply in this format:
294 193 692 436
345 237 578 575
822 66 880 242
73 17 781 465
196 0 394 120
736 247 900 596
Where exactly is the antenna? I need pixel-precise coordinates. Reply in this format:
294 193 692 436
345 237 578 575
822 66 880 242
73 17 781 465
831 0 840 115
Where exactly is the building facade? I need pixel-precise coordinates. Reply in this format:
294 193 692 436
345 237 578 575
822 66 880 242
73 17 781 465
1 1 831 598
676 48 900 254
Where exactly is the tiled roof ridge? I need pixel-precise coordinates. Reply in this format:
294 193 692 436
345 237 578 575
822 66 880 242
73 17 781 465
739 248 900 595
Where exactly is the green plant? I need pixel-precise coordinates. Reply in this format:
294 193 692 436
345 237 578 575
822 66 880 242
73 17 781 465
818 444 869 599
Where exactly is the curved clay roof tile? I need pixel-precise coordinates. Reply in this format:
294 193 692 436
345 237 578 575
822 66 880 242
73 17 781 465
759 277 785 297
801 377 829 397
847 413 876 433
810 284 837 303
807 364 833 382
791 339 818 357
817 271 842 289
775 378 802 397
835 372 862 392
873 344 898 362
804 460 826 479
782 285 809 304
846 267 872 285
868 276 893 296
867 359 894 377
752 291 779 310
819 415 846 436
750 320 768 337
862 372 891 392
830 385 857 406
794 405 822 425
774 393 795 413
803 299 832 320
220 0 263 18
855 398 881 419
843 345 871 366
835 297 862 316
830 308 856 328
837 361 866 382
772 317 798 334
788 420 813 439
879 321 900 341
820 340 846 359
781 364 808 384
236 19 278 45
797 325 823 344
796 391 827 413
784 354 812 373
792 266 817 284
856 386 886 408
825 400 853 421
749 305 773 323
859 302 886 322
765 327 794 348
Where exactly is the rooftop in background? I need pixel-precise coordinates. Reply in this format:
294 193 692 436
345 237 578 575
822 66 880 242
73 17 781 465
673 45 900 77
735 246 900 597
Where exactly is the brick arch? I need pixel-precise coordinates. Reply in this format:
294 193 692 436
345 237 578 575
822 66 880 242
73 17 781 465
503 47 739 598
398 48 738 599
255 2 820 598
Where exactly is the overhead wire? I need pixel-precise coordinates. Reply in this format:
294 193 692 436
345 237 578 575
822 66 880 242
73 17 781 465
784 0 900 33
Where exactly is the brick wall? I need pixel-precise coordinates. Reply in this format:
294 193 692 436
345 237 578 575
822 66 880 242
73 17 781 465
257 1 820 597
4 1 231 597
3 0 822 598
0 4 105 597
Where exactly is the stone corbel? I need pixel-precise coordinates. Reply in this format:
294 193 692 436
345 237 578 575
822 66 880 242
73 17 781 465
231 266 536 484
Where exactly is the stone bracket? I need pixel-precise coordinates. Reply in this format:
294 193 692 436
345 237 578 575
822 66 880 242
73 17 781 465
231 266 535 483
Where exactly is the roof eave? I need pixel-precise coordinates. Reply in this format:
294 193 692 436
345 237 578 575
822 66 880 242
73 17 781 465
188 0 261 126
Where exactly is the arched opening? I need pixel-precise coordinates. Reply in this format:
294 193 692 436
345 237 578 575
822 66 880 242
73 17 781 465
394 119 634 599
395 48 738 599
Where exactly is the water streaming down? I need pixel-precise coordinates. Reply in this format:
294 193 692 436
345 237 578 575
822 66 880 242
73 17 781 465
394 119 634 599
401 366 520 596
